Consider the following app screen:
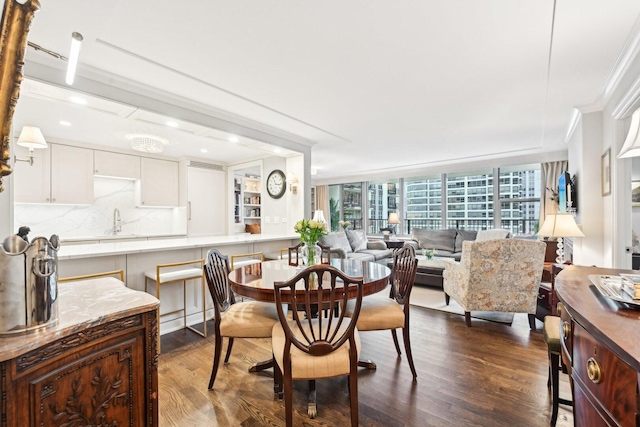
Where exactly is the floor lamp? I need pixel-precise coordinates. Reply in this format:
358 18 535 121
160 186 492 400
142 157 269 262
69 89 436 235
537 213 585 263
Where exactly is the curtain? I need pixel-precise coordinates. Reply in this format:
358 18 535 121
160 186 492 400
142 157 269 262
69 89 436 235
315 185 330 227
540 160 568 226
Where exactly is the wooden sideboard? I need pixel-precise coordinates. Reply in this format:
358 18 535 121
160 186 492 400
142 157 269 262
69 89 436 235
555 265 640 426
0 277 159 426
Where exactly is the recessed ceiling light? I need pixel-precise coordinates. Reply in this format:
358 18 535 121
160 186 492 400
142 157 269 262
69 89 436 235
229 136 239 142
273 148 282 154
200 148 208 153
69 96 87 105
166 120 178 128
59 121 71 126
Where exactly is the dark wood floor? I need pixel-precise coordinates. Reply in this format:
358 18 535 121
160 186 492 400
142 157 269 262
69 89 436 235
158 305 570 426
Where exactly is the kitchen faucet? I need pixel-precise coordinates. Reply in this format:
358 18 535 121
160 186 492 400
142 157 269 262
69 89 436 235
113 208 121 235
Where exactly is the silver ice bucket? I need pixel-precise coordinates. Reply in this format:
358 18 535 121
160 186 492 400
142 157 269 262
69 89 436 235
0 234 60 335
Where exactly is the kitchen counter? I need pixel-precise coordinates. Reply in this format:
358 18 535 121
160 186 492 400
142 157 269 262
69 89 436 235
58 233 299 260
59 233 186 243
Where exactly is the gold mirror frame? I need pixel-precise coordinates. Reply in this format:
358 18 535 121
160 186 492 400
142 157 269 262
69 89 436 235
0 0 40 192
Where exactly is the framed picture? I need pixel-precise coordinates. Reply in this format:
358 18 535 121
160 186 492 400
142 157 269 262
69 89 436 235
633 181 640 206
601 148 611 196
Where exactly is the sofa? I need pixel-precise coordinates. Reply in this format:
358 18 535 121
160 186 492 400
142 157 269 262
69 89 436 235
318 230 393 262
404 228 511 261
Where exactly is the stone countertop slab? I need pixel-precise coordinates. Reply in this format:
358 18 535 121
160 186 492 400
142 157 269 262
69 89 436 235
0 277 159 362
57 233 299 260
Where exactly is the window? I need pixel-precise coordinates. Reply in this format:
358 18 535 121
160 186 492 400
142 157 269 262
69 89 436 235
367 179 399 233
445 169 493 230
403 176 442 232
499 164 541 236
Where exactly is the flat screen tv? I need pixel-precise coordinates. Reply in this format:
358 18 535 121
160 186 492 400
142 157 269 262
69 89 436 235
558 172 570 213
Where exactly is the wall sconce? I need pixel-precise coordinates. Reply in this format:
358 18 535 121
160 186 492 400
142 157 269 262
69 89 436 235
14 126 48 166
289 173 299 194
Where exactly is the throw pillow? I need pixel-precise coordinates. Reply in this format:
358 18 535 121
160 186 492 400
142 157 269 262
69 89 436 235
318 230 353 253
346 229 368 252
411 228 456 252
245 223 261 234
476 229 510 241
454 230 478 252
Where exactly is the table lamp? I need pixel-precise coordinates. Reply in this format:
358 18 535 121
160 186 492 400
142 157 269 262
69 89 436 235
537 213 585 263
312 210 326 223
388 212 400 235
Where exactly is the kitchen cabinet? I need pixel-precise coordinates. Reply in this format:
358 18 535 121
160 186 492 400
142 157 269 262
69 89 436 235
94 150 141 179
138 157 179 207
14 143 93 204
187 166 226 236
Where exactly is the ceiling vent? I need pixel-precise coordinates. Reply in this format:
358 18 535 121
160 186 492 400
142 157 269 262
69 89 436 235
189 161 224 171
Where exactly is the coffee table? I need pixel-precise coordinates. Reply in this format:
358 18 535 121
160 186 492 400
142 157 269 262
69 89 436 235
382 256 457 288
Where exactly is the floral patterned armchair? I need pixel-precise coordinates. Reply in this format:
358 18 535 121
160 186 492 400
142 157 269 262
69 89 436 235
442 239 546 329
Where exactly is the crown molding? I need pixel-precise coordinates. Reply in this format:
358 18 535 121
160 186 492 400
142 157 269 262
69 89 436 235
611 72 640 119
598 13 640 105
564 104 603 143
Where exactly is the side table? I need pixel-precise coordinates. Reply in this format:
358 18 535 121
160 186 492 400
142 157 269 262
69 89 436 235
384 240 405 249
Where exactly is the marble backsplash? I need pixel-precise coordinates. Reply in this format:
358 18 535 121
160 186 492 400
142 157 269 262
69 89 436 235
14 178 186 240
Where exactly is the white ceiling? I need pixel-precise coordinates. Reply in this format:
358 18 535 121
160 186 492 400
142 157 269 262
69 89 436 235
13 0 640 180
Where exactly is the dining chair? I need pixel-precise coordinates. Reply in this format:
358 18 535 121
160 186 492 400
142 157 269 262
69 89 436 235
204 248 282 390
272 264 364 427
344 244 419 379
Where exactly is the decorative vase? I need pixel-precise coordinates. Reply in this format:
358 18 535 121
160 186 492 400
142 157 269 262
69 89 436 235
302 241 321 266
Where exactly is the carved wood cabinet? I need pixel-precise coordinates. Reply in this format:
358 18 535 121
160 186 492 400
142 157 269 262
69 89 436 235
556 266 640 427
0 278 159 426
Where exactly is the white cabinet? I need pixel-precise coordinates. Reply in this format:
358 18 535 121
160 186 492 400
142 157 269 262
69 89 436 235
94 150 140 179
14 143 93 204
138 157 179 207
187 167 226 236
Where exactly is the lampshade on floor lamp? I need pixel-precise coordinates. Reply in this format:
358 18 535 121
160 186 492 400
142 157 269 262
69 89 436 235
537 213 585 263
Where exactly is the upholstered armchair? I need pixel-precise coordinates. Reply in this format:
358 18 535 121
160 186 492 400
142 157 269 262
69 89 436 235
442 239 546 329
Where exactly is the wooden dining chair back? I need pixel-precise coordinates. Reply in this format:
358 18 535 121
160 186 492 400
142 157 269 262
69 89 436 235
288 243 332 267
344 244 419 379
203 248 281 390
272 264 364 427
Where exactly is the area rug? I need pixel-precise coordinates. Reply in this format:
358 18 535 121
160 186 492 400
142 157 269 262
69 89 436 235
410 285 515 324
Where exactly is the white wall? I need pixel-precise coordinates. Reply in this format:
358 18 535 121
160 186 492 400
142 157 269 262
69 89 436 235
262 157 289 234
15 178 185 239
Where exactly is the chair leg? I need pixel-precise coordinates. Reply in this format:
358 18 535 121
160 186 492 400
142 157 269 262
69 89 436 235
273 358 283 399
550 351 560 426
464 311 471 327
403 326 417 380
349 372 359 427
445 293 450 305
224 337 234 364
528 313 537 330
208 333 223 390
284 369 293 427
391 329 402 356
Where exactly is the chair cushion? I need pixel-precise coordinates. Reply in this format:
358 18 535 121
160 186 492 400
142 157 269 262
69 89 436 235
344 294 405 331
144 267 202 283
412 228 456 252
272 318 361 379
346 229 368 252
220 301 282 338
454 230 478 252
543 315 561 354
319 231 353 254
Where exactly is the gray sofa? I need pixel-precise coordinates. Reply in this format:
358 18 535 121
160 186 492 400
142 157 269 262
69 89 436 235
404 228 510 261
318 230 392 262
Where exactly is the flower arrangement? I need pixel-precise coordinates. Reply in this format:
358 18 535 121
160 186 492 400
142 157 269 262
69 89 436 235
338 220 351 230
293 218 327 244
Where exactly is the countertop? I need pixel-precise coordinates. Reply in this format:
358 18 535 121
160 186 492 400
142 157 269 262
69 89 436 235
57 233 299 260
0 277 159 363
60 233 186 243
555 265 640 372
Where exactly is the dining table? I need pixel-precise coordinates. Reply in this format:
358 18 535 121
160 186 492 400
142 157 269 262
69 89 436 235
228 258 392 417
228 258 392 371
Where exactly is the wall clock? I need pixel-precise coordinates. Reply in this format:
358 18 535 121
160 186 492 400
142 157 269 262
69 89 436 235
266 169 286 199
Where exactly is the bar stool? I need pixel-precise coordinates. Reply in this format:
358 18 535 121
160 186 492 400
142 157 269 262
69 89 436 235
543 315 572 426
144 259 206 353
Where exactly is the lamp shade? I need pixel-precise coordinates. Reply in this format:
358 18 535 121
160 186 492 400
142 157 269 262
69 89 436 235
618 107 640 158
388 212 400 224
312 210 326 223
537 213 585 238
16 126 47 150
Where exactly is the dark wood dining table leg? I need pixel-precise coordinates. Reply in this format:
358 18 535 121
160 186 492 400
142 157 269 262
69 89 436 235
248 358 274 373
